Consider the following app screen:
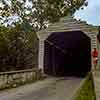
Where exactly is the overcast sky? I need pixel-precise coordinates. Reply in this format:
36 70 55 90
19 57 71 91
74 0 100 26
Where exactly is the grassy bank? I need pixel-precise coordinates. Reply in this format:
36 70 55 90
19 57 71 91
74 72 96 100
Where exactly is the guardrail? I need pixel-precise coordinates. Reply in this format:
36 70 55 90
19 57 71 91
0 68 44 90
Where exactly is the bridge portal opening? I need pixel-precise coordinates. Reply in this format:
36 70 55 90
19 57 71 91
44 31 91 77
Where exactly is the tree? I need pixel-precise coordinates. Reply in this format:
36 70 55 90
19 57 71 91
0 0 88 71
0 0 87 31
0 24 39 71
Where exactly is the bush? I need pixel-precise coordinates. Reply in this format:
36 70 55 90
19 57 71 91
0 23 39 71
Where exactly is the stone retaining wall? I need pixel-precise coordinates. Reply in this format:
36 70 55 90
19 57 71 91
0 69 44 90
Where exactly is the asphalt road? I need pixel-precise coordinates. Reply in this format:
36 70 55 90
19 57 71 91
0 77 82 100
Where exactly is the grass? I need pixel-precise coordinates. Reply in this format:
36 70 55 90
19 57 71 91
74 72 96 100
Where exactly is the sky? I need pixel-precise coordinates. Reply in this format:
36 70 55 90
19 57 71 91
0 0 100 26
74 0 100 26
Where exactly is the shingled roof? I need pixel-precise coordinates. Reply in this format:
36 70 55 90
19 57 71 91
37 16 98 49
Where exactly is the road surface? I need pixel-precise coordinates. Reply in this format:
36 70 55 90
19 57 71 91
0 77 82 100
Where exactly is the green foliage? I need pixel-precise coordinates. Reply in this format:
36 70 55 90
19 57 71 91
0 24 39 71
0 0 87 31
75 73 96 100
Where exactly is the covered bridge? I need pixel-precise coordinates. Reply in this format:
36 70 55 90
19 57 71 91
37 16 98 77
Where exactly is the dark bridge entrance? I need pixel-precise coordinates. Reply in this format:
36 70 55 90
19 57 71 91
44 31 91 77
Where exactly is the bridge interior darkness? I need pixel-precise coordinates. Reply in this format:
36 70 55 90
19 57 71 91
44 31 91 77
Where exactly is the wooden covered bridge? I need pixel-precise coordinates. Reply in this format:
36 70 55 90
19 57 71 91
37 16 98 76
